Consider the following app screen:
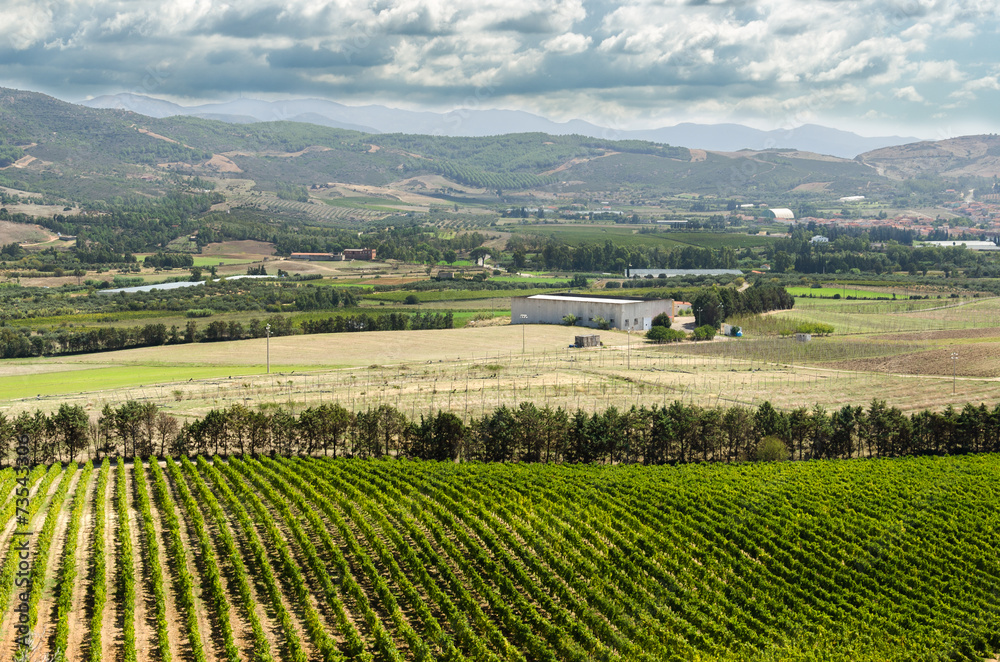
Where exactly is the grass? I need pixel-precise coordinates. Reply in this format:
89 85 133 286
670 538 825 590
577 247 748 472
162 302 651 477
192 256 256 267
489 276 572 284
0 364 277 400
364 288 553 303
322 196 420 212
786 286 903 299
8 291 1000 421
512 225 776 250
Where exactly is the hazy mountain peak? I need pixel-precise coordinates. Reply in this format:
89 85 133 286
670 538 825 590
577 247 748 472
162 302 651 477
78 93 923 158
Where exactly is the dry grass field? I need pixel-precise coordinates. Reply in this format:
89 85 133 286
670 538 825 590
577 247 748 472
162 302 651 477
6 293 1000 425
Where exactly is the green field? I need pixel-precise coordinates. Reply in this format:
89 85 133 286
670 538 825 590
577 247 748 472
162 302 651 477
0 364 279 400
323 196 421 211
364 288 552 303
488 275 572 284
513 225 776 250
787 286 904 299
3 455 998 662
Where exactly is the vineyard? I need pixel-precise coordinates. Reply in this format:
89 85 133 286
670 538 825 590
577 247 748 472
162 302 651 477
1 455 998 661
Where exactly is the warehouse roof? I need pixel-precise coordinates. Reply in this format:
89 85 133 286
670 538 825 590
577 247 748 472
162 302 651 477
525 294 652 305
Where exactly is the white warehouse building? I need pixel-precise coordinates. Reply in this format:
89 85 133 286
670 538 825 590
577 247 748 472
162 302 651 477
511 293 673 331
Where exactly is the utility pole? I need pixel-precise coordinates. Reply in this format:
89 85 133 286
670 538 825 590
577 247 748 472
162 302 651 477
266 323 271 374
520 314 528 353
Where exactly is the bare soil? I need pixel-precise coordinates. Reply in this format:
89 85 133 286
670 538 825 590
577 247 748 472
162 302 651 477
102 468 120 662
828 343 1000 378
205 154 242 173
55 467 97 662
33 469 83 659
0 470 69 661
125 463 152 662
0 219 55 243
200 240 276 258
145 464 186 660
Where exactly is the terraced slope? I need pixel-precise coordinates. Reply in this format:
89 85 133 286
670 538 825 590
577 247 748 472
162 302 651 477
0 455 997 661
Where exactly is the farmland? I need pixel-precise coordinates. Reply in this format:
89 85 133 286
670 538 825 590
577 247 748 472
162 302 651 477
9 291 1000 423
1 455 997 661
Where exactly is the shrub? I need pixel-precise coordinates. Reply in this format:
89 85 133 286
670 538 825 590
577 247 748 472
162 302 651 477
651 312 671 329
691 325 717 341
756 435 790 462
604 281 621 289
185 309 214 318
794 322 834 335
562 314 578 326
404 294 420 305
646 327 685 343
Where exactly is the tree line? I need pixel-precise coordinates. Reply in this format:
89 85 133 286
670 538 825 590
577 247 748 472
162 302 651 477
0 310 454 358
6 397 1000 467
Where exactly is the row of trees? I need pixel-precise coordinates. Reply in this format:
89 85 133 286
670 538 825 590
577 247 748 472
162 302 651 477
5 398 1000 466
0 309 455 358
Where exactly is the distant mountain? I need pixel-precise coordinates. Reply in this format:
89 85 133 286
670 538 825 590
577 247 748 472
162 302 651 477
858 135 1000 180
79 93 919 158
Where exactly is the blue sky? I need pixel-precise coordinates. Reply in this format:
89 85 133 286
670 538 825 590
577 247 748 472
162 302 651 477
1 0 997 137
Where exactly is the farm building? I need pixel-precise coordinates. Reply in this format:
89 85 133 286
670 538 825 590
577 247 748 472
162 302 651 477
919 240 1000 251
511 293 673 331
766 208 795 220
290 252 335 261
343 248 377 260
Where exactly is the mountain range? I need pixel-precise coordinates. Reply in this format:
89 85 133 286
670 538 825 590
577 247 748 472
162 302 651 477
80 93 920 160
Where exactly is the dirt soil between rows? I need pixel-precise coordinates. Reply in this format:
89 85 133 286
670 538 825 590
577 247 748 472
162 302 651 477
827 343 1000 378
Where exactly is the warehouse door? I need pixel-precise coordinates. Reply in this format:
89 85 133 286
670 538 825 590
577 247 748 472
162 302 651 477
643 317 652 330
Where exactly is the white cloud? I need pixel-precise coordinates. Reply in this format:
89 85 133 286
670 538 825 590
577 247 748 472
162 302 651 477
1 0 998 134
914 59 964 82
893 86 925 103
542 32 591 54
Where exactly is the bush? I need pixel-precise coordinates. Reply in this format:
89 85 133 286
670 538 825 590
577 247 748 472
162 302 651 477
794 322 834 335
756 435 790 462
404 294 420 305
691 325 717 341
562 314 578 326
646 327 685 343
604 281 621 289
651 312 671 329
185 309 214 318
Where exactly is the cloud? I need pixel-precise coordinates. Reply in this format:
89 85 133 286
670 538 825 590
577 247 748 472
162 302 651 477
893 85 925 103
0 0 995 135
542 32 591 54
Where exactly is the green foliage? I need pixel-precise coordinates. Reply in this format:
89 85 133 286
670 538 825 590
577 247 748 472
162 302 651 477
562 314 578 326
756 435 790 461
794 322 835 335
646 326 685 343
691 325 717 341
651 312 671 328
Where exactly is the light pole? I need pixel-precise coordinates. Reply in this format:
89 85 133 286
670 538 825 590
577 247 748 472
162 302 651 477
266 323 271 374
697 307 702 327
520 314 528 353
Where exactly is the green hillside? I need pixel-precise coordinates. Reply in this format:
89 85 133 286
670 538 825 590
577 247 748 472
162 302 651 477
0 86 896 204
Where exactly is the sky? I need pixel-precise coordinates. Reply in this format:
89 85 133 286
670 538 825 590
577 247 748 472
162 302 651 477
1 0 997 137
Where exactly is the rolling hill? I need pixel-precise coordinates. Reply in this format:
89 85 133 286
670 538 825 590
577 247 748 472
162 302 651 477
0 85 981 208
80 92 921 158
858 134 1000 180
